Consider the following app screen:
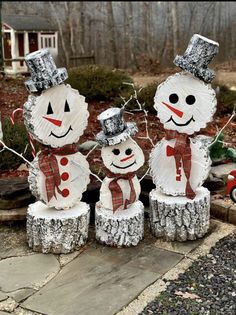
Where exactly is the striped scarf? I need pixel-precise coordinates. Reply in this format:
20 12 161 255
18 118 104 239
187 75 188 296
106 170 136 213
165 130 196 199
38 144 77 202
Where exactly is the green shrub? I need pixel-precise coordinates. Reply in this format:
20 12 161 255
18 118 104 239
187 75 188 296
0 117 36 171
209 133 236 163
215 85 236 114
66 65 133 101
114 82 158 114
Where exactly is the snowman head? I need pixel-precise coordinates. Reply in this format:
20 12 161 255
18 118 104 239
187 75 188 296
24 84 89 147
154 72 217 135
101 138 144 175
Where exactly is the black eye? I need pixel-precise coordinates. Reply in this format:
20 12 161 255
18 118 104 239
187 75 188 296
125 148 132 155
64 100 70 112
47 102 53 115
186 95 196 105
169 93 179 104
112 149 120 155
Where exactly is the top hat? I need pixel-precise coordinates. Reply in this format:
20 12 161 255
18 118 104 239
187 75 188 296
24 49 68 93
174 34 219 83
96 107 138 146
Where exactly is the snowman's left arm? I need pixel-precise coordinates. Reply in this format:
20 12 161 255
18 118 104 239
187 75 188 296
139 167 150 182
71 160 103 183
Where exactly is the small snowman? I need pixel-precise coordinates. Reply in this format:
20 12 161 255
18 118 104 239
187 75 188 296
149 34 219 241
23 49 91 253
95 108 145 247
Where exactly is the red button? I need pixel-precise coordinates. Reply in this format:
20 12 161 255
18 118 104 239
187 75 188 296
61 172 69 181
60 157 68 166
62 189 70 197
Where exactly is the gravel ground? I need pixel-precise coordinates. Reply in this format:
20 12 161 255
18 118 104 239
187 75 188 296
140 232 236 315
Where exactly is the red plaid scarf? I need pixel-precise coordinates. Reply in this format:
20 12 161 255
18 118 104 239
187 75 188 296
106 170 136 213
38 144 77 202
165 130 196 199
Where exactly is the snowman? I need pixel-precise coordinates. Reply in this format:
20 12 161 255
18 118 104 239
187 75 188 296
23 49 90 209
23 49 91 253
95 107 145 247
149 34 219 241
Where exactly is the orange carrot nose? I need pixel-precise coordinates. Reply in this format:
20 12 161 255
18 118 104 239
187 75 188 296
43 116 62 126
162 102 183 118
120 154 134 162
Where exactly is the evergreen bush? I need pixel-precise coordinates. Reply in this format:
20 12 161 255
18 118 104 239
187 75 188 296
67 65 133 101
0 117 35 171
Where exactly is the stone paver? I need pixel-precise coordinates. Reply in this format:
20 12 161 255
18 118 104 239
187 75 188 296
0 311 12 315
0 293 7 302
211 163 236 179
0 254 60 292
0 224 30 259
23 240 183 315
10 288 36 303
229 204 236 224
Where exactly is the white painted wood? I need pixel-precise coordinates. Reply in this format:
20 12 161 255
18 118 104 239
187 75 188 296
10 29 17 74
149 136 211 196
24 31 29 55
95 200 144 247
23 84 89 147
28 151 90 209
154 72 217 135
149 186 210 241
101 138 144 175
100 175 141 211
27 201 90 253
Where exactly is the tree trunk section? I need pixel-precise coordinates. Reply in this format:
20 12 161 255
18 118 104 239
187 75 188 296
95 201 144 247
27 201 90 254
149 187 210 242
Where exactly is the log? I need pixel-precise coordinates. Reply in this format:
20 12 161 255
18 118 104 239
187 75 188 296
27 201 90 254
149 186 210 241
95 200 144 247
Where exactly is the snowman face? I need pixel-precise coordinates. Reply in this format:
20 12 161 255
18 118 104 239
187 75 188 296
154 72 217 134
27 84 89 147
101 138 144 174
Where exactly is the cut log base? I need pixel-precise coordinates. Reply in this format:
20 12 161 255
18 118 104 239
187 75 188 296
95 201 144 247
27 201 90 254
149 187 210 242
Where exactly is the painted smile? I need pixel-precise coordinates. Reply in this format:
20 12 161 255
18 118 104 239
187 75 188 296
166 116 195 127
111 160 136 169
49 126 73 138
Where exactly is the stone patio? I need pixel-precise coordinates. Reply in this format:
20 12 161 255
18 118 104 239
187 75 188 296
0 219 235 315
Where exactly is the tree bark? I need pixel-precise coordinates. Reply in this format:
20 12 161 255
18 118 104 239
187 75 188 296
106 2 119 68
149 187 210 241
27 201 90 254
95 200 144 247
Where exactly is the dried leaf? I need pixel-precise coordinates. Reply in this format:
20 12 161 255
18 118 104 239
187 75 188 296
175 291 200 300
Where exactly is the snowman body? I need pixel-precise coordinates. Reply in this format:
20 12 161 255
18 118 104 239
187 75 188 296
24 83 90 209
150 72 217 196
99 138 145 211
100 176 141 210
150 137 211 196
29 152 90 209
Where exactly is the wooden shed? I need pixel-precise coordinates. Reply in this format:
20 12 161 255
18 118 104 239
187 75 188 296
2 15 58 74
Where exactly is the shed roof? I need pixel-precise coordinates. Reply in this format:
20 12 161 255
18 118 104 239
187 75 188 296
2 14 57 31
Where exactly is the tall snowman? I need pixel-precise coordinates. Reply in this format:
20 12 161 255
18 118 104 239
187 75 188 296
149 34 219 241
95 108 145 247
23 49 91 253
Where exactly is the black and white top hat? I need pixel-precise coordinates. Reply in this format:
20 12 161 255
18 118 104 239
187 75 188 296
174 34 219 83
24 49 68 93
96 107 138 146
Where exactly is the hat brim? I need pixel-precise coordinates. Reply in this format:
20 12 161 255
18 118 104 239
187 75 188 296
96 122 138 146
25 68 68 93
174 55 215 83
